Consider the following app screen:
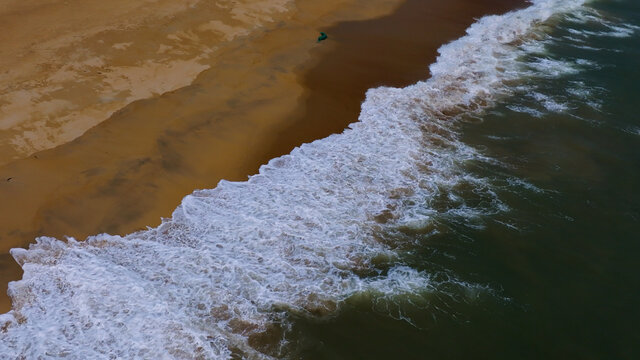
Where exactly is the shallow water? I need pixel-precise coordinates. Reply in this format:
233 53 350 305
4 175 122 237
1 0 638 358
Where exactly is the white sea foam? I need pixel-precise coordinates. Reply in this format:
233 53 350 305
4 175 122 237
500 4 639 121
560 9 637 52
622 126 640 136
531 92 570 112
565 9 639 38
507 104 545 117
567 81 606 111
0 0 588 358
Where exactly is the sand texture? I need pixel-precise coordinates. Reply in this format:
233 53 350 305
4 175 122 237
0 0 294 165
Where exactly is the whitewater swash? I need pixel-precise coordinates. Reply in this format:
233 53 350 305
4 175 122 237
0 0 594 358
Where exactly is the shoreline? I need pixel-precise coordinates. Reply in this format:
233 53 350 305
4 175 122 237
0 0 525 312
260 0 527 167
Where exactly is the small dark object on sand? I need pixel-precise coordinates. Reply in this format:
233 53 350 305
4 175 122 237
317 32 328 42
6 177 12 182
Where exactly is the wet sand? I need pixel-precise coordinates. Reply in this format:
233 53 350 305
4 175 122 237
0 0 292 165
0 0 524 312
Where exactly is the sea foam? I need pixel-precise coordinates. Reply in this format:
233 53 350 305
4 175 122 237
0 0 587 358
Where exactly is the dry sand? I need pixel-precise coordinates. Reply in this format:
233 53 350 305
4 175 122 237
0 0 524 312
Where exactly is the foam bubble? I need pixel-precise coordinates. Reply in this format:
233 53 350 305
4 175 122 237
1 0 589 358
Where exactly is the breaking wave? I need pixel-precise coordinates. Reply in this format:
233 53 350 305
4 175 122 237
0 0 592 358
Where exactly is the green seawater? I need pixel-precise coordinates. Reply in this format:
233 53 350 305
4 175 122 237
285 1 640 358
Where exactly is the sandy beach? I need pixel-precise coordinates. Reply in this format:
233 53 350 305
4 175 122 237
0 0 523 313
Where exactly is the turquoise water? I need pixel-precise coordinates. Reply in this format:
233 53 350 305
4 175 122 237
286 1 640 358
1 1 638 358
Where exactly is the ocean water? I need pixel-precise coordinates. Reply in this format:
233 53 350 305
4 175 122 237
1 0 638 358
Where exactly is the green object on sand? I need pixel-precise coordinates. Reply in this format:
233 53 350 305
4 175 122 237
317 32 328 42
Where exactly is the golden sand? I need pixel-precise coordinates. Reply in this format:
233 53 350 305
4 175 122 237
0 0 523 312
0 0 297 165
